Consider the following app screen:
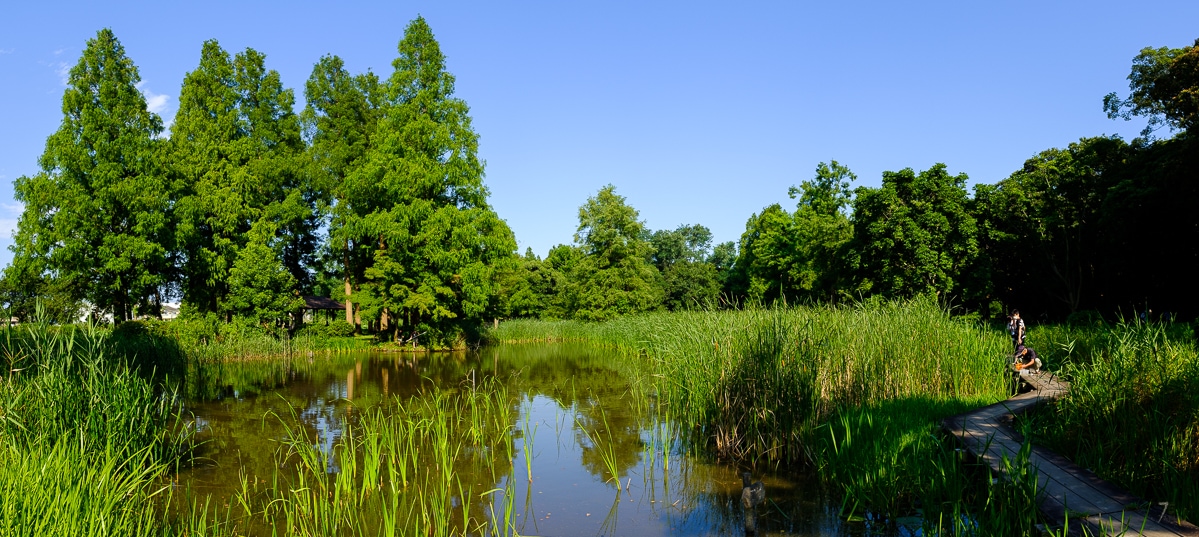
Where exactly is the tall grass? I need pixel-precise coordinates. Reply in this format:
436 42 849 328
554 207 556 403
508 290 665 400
502 297 1011 465
494 297 1029 530
1027 320 1199 521
0 316 200 536
0 441 168 537
238 381 519 535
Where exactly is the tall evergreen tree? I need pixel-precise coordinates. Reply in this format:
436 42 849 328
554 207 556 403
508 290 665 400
8 28 169 321
302 55 382 328
351 17 516 344
170 41 311 317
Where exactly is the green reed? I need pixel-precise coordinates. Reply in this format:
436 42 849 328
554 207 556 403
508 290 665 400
1027 320 1199 521
494 297 1030 528
240 381 519 536
0 313 204 536
519 399 538 482
576 405 622 488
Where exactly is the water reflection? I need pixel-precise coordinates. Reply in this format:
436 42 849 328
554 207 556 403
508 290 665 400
178 343 872 535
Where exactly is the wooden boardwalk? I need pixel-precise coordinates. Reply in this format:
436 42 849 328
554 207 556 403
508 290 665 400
942 369 1199 536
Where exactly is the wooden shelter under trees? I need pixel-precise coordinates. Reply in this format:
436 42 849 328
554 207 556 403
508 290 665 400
302 296 344 325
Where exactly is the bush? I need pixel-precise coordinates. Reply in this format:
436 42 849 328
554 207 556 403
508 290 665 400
326 320 354 338
293 320 354 339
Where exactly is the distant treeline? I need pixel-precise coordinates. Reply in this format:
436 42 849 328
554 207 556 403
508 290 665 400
502 38 1199 324
5 20 1198 340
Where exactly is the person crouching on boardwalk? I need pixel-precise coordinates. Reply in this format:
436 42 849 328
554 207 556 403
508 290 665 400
1013 345 1042 371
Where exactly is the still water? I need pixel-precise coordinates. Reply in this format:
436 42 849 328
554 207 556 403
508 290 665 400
178 343 879 536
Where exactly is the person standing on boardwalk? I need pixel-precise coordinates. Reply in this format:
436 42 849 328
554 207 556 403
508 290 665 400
1007 310 1026 351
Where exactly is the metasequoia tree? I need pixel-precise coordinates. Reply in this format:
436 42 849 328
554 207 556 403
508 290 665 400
568 185 662 320
170 40 311 318
350 17 516 344
302 54 382 328
10 28 169 321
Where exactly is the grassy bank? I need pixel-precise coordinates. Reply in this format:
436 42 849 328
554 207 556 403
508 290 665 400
494 297 1032 531
0 320 201 536
1026 321 1199 521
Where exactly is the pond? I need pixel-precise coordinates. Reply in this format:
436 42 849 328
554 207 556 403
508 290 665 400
177 342 877 536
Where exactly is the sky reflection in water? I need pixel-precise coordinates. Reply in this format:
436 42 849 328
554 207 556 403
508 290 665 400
179 343 882 536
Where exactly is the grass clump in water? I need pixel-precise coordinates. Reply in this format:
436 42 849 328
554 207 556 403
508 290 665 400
236 381 519 536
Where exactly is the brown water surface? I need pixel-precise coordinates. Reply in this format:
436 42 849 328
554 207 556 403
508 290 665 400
178 342 884 535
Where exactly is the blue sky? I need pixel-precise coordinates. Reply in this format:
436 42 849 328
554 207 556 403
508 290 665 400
2 1 1195 269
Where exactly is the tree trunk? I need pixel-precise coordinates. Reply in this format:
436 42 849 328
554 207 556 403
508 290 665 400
344 277 354 324
344 246 354 325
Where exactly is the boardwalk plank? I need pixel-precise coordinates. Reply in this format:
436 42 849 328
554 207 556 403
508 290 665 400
941 370 1197 536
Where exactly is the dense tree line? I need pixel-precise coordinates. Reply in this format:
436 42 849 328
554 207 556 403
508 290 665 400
5 26 1199 336
499 37 1199 323
3 19 516 345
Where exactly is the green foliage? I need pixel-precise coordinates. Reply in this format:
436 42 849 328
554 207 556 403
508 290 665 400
850 163 979 300
496 248 557 318
325 319 355 338
224 221 305 326
974 137 1128 314
302 54 382 328
731 161 855 304
660 260 721 310
1105 38 1199 138
0 254 80 323
335 17 516 346
649 224 722 310
566 185 663 320
170 40 311 314
1028 321 1199 520
9 29 169 322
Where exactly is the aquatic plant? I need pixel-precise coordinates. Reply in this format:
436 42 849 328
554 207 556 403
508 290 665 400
1028 320 1199 521
0 315 197 536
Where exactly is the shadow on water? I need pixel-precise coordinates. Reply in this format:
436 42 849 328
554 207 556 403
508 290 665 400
176 343 892 536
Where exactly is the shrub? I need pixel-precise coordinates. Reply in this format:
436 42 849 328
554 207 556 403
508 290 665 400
326 320 354 338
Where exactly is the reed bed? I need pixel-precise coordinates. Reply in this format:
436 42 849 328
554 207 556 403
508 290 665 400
494 297 1030 531
1026 321 1199 521
0 440 168 537
502 297 1011 464
0 317 200 536
232 381 519 536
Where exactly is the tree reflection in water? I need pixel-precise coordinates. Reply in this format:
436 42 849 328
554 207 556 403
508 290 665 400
175 343 852 536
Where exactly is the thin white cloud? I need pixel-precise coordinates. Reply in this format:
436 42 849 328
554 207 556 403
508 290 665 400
55 61 70 86
0 48 14 55
137 82 169 115
136 81 174 137
0 201 22 241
